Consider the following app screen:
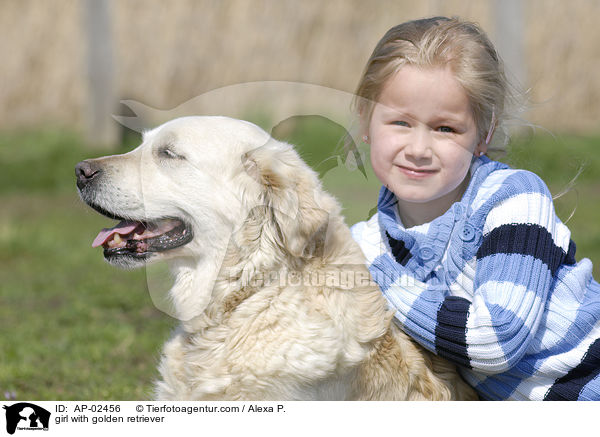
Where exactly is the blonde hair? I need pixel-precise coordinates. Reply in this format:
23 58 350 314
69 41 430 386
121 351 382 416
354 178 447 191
354 16 515 153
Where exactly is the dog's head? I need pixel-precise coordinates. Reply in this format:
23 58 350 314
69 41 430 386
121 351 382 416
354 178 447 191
76 116 337 271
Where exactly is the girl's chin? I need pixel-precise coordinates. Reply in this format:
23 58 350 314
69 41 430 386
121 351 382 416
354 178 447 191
389 188 437 204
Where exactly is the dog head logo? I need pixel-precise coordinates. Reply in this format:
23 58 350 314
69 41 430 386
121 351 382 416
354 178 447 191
3 403 50 435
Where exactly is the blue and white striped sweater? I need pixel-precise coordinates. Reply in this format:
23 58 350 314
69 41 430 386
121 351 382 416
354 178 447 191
351 156 600 400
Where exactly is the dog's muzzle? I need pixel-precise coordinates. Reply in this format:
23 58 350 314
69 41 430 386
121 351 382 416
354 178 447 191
75 159 194 268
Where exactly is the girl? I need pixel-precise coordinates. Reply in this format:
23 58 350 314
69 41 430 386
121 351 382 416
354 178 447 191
350 16 600 400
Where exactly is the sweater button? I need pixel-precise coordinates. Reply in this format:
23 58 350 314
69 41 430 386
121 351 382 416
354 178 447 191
460 223 476 242
419 247 435 261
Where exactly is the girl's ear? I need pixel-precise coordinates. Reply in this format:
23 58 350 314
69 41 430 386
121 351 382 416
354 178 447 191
359 122 370 144
475 142 488 156
357 105 370 144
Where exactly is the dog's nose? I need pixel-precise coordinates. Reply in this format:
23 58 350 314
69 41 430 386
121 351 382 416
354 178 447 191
75 160 102 190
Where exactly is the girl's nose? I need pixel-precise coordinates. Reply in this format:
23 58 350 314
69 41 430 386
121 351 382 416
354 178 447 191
404 129 433 159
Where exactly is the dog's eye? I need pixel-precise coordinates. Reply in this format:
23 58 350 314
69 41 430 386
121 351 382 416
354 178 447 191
158 147 184 160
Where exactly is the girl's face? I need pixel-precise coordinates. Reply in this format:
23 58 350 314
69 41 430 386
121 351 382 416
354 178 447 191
367 65 485 226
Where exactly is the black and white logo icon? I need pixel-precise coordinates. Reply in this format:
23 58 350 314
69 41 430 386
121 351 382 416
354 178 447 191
3 403 50 435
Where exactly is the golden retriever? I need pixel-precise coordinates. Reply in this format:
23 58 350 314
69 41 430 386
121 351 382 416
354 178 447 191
76 116 476 400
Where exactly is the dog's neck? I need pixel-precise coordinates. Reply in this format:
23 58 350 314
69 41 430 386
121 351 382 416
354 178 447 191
168 216 293 332
167 257 221 328
168 199 345 333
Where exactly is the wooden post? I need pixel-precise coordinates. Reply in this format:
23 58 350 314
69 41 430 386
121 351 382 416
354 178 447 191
83 0 118 149
493 0 527 89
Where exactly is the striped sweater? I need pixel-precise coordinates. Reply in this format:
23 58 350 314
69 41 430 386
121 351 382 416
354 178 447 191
351 156 600 400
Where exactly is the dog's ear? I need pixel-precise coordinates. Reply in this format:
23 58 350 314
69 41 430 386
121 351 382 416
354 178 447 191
241 140 330 258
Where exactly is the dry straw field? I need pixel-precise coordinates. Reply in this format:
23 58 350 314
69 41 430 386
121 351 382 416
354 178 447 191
1 0 600 134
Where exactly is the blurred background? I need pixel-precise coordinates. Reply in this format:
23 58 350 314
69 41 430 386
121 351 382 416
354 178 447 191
1 0 599 400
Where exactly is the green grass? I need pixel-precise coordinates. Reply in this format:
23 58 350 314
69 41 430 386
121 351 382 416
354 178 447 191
0 193 174 400
0 127 174 400
1 122 599 400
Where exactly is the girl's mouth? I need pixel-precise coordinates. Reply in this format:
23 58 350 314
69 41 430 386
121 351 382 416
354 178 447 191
397 165 438 178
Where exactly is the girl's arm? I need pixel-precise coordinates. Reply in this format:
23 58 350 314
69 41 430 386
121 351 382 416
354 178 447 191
378 171 576 374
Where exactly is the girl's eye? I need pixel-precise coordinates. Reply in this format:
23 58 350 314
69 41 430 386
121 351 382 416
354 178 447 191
438 126 455 133
392 121 410 127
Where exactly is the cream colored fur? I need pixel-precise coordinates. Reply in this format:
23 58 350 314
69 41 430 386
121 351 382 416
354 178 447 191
83 116 477 400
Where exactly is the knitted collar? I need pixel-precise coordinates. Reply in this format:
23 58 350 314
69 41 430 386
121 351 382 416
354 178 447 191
376 156 507 279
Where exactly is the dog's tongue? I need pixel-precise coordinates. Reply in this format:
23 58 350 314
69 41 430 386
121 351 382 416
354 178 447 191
92 221 144 248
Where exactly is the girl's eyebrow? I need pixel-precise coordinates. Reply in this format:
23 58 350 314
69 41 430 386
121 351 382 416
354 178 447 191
431 114 466 125
377 106 417 120
378 107 466 125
